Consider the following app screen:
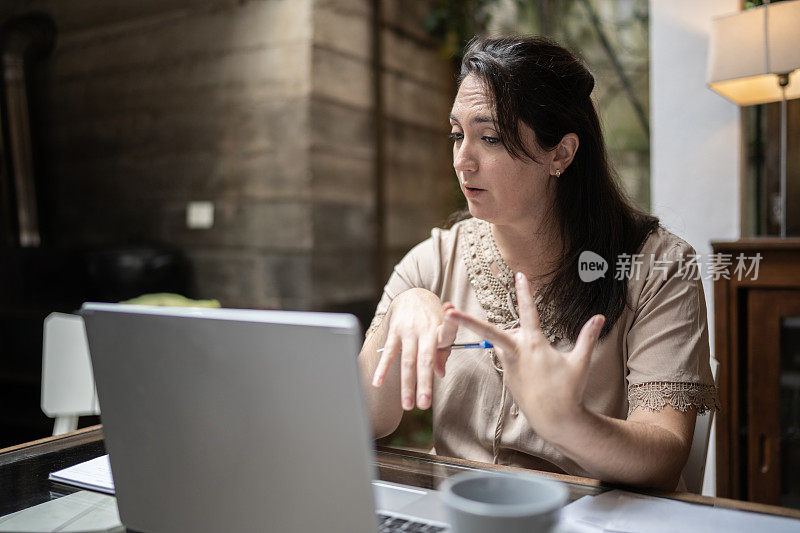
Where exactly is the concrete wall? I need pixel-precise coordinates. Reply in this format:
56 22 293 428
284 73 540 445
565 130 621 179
650 0 742 497
310 0 455 308
10 0 316 309
2 0 455 311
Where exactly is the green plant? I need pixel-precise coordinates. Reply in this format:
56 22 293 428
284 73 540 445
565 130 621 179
422 0 501 59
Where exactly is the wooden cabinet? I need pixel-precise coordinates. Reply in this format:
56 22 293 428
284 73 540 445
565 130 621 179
713 239 800 507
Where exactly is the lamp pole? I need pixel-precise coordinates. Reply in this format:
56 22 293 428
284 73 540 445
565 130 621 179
779 73 789 238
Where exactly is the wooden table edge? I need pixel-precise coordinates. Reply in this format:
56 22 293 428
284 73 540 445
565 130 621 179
376 445 605 487
0 425 103 456
2 432 797 520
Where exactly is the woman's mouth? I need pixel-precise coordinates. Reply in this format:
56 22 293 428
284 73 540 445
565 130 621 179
463 185 486 199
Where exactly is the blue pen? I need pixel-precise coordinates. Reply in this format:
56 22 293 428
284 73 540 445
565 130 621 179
377 340 493 353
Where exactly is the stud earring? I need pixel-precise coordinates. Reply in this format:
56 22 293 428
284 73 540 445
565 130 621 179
555 169 561 178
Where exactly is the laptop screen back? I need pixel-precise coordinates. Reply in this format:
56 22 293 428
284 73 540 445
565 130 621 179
82 304 377 533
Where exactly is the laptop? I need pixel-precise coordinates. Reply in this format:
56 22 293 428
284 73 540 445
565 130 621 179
81 303 450 532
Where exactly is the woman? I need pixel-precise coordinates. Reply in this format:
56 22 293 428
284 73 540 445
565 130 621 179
357 36 718 491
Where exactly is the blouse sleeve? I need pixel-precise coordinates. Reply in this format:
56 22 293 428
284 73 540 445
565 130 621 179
625 240 720 415
364 230 443 339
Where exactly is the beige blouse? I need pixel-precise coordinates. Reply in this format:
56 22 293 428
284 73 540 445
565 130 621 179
366 217 719 477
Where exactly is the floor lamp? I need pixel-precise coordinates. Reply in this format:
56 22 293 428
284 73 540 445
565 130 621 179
707 0 800 237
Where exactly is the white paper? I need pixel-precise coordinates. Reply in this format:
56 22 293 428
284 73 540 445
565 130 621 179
561 490 799 533
560 495 605 532
49 455 115 495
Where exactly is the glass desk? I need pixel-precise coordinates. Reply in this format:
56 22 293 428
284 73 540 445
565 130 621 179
2 425 800 527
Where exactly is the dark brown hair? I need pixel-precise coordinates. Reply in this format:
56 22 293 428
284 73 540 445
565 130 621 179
454 36 658 342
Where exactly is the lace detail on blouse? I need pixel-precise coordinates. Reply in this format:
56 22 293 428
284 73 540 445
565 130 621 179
627 382 720 416
457 218 562 344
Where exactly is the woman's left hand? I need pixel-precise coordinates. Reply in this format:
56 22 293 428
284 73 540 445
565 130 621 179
444 271 605 443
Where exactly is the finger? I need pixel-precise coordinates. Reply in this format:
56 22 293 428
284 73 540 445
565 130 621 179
434 347 451 379
515 272 542 335
372 331 401 387
438 303 458 347
446 308 516 355
400 336 418 411
434 303 458 378
416 330 437 409
571 315 605 370
434 325 453 379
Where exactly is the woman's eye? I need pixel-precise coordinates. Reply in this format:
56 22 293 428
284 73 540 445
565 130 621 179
482 136 500 145
448 132 463 142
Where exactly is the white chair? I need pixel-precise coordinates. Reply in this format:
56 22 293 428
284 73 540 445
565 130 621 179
41 312 100 435
681 357 720 494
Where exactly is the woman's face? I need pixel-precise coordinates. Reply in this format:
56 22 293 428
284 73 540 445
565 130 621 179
449 74 557 227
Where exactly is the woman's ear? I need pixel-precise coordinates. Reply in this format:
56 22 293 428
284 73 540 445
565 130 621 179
551 133 579 176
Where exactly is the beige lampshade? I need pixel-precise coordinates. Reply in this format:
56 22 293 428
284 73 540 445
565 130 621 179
707 0 800 106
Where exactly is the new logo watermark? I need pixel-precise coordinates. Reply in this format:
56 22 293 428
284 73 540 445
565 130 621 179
578 251 608 282
577 250 762 282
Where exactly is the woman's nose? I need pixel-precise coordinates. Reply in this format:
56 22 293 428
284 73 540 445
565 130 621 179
453 140 478 173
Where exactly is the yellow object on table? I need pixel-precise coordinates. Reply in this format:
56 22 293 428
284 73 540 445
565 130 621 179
121 293 220 308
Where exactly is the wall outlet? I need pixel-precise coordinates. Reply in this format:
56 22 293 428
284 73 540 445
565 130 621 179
186 201 214 229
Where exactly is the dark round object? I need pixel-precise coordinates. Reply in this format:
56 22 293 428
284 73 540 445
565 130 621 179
85 245 187 302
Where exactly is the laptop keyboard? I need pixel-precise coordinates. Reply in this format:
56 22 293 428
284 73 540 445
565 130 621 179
377 512 448 532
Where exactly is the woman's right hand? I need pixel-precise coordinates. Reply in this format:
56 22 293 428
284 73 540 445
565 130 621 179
371 288 457 411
